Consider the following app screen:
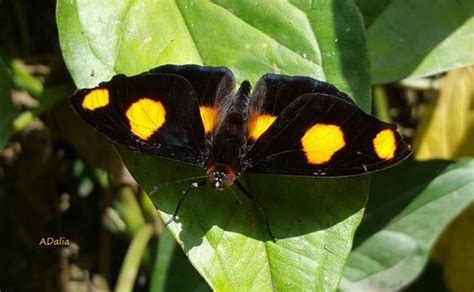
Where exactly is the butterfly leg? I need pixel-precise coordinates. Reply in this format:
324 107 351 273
235 180 276 242
165 180 206 226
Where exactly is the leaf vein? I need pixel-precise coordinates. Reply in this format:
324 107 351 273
209 1 320 67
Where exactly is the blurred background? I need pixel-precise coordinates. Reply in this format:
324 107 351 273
0 0 472 291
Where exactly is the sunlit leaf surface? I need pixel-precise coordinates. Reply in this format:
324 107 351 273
58 0 371 289
341 159 474 290
357 0 474 84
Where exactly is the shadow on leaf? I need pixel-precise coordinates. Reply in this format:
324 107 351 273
122 149 367 252
353 159 452 247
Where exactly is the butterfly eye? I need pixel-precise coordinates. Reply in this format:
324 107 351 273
210 171 225 191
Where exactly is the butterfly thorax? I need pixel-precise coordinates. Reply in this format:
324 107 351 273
205 81 251 191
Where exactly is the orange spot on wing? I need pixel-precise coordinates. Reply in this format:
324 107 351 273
126 98 166 140
199 106 218 134
373 129 396 160
82 88 109 110
248 114 277 140
301 123 345 164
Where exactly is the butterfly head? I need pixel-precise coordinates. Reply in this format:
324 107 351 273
206 163 237 192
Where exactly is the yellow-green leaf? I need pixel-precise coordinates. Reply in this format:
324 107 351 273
413 66 474 160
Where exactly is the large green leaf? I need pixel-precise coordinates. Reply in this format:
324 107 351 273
354 0 391 27
340 159 474 290
357 0 474 84
151 228 211 292
57 0 371 108
57 0 371 289
288 0 371 110
0 58 13 149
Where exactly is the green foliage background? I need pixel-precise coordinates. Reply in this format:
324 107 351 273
0 0 472 291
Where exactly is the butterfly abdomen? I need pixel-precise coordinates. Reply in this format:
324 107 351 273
205 81 252 190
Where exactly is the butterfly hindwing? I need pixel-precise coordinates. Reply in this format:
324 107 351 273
244 92 411 177
149 64 235 106
150 64 236 136
70 72 207 166
251 73 354 114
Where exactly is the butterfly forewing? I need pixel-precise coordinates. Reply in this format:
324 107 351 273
70 72 207 166
244 92 411 177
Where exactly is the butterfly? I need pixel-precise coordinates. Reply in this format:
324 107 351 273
70 64 412 241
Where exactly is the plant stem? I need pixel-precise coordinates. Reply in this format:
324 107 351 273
373 86 392 123
115 224 154 292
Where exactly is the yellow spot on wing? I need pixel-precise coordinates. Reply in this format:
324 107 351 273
301 123 345 164
199 106 218 134
126 98 166 140
82 88 109 110
248 114 277 140
373 129 396 160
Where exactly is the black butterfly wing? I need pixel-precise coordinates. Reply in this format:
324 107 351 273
251 73 354 113
247 74 354 143
149 64 236 106
70 72 207 166
150 64 236 135
244 93 411 177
